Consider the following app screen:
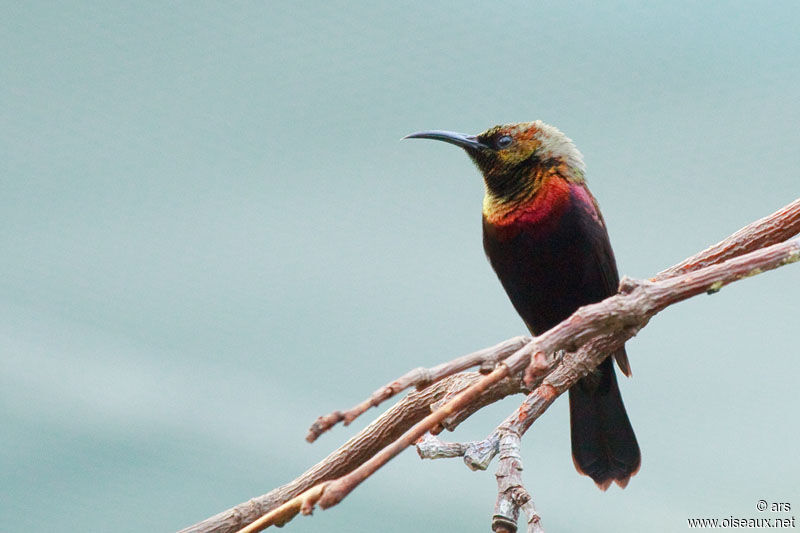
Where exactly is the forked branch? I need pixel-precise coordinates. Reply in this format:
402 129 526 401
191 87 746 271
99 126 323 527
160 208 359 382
180 198 800 533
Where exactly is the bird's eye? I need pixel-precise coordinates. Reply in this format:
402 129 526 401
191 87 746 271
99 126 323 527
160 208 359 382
496 135 513 149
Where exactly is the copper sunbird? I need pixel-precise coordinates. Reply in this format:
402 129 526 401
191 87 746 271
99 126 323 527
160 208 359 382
405 121 640 489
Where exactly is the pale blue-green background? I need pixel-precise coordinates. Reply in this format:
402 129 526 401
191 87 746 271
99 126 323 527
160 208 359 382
2 2 798 532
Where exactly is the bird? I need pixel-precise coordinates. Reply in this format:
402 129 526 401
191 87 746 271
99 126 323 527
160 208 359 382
404 121 640 490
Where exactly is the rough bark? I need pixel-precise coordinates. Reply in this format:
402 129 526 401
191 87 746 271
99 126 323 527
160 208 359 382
179 372 527 533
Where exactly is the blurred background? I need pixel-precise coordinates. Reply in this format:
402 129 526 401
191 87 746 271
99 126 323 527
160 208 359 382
2 2 798 531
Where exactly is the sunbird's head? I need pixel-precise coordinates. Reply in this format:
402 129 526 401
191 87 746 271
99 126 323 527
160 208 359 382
404 120 585 204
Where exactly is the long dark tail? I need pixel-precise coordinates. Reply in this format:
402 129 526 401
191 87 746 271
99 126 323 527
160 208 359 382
568 352 640 490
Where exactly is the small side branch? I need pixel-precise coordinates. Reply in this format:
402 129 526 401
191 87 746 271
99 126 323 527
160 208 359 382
418 431 544 533
235 354 533 532
306 336 530 442
417 432 501 471
493 431 543 533
417 348 565 472
654 197 800 280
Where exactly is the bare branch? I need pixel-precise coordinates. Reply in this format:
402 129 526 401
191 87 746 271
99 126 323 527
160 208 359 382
231 237 799 532
492 431 544 533
181 198 800 533
306 336 530 442
653 197 800 280
180 373 526 533
517 236 799 379
418 431 544 532
308 198 800 442
417 348 565 472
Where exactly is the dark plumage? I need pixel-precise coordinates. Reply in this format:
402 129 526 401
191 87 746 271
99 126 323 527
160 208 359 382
405 121 640 489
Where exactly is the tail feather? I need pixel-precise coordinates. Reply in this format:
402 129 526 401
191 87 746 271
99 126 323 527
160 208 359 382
569 353 640 489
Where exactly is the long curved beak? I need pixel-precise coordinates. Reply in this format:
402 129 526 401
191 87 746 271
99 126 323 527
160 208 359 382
402 130 488 152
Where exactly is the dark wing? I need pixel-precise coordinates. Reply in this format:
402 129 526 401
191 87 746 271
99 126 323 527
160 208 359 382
573 183 631 376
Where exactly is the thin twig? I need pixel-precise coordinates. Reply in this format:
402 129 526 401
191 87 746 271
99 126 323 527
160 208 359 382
306 336 530 442
654 197 800 280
